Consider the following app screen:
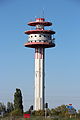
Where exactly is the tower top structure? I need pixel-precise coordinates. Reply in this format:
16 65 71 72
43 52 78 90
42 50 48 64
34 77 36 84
24 18 55 48
27 18 52 26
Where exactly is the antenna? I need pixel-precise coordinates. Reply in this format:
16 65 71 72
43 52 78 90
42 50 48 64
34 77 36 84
42 8 44 18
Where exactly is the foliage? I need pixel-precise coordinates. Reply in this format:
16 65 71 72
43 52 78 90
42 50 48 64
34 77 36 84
0 103 6 113
31 104 76 118
51 105 69 117
7 102 14 113
14 88 23 114
10 108 23 116
0 116 79 120
32 110 45 116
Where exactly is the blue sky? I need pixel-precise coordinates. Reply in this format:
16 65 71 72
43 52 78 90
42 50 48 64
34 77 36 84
0 0 80 111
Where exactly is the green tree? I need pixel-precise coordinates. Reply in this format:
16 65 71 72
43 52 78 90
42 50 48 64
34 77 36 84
34 110 45 116
7 102 14 113
55 104 68 117
50 108 57 116
78 109 80 114
50 105 69 117
0 103 6 113
14 88 23 114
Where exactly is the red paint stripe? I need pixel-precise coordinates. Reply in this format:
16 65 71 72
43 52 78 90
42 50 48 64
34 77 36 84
41 48 43 59
35 48 44 59
37 48 38 59
41 48 42 59
39 48 41 59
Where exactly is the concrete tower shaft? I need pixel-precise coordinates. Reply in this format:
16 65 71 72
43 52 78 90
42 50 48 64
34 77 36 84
35 48 45 110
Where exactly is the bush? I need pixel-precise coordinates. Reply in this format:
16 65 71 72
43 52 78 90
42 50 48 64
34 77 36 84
10 109 23 116
32 110 45 116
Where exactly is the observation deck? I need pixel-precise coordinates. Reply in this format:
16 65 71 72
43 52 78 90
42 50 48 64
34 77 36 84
24 18 55 48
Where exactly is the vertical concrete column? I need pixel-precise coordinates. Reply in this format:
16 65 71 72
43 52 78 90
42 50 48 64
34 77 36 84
34 48 45 110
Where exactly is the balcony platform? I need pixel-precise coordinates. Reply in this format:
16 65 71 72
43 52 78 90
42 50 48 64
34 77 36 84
24 42 55 48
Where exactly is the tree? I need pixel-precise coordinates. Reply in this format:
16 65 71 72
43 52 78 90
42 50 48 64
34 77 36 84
34 110 45 116
50 105 69 117
14 88 23 114
7 102 14 113
55 105 68 117
50 108 57 116
0 103 6 116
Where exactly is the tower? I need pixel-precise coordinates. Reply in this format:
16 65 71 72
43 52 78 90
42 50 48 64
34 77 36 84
24 18 55 110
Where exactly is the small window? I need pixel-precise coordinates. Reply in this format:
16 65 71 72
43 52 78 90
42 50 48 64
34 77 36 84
44 35 46 37
35 35 37 37
39 35 41 37
31 36 32 38
35 41 36 42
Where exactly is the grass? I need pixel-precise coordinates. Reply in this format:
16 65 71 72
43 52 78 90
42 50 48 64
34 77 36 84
0 116 79 120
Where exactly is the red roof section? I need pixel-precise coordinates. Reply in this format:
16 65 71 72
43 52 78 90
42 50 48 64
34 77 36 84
28 21 52 26
36 18 45 21
28 18 52 26
25 30 55 34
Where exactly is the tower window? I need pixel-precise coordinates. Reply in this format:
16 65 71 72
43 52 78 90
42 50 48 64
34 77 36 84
39 35 41 37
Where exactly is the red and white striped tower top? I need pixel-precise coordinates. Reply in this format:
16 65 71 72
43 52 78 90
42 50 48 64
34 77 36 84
24 18 56 48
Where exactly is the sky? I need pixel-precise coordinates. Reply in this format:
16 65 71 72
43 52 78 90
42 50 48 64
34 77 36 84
0 0 80 111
